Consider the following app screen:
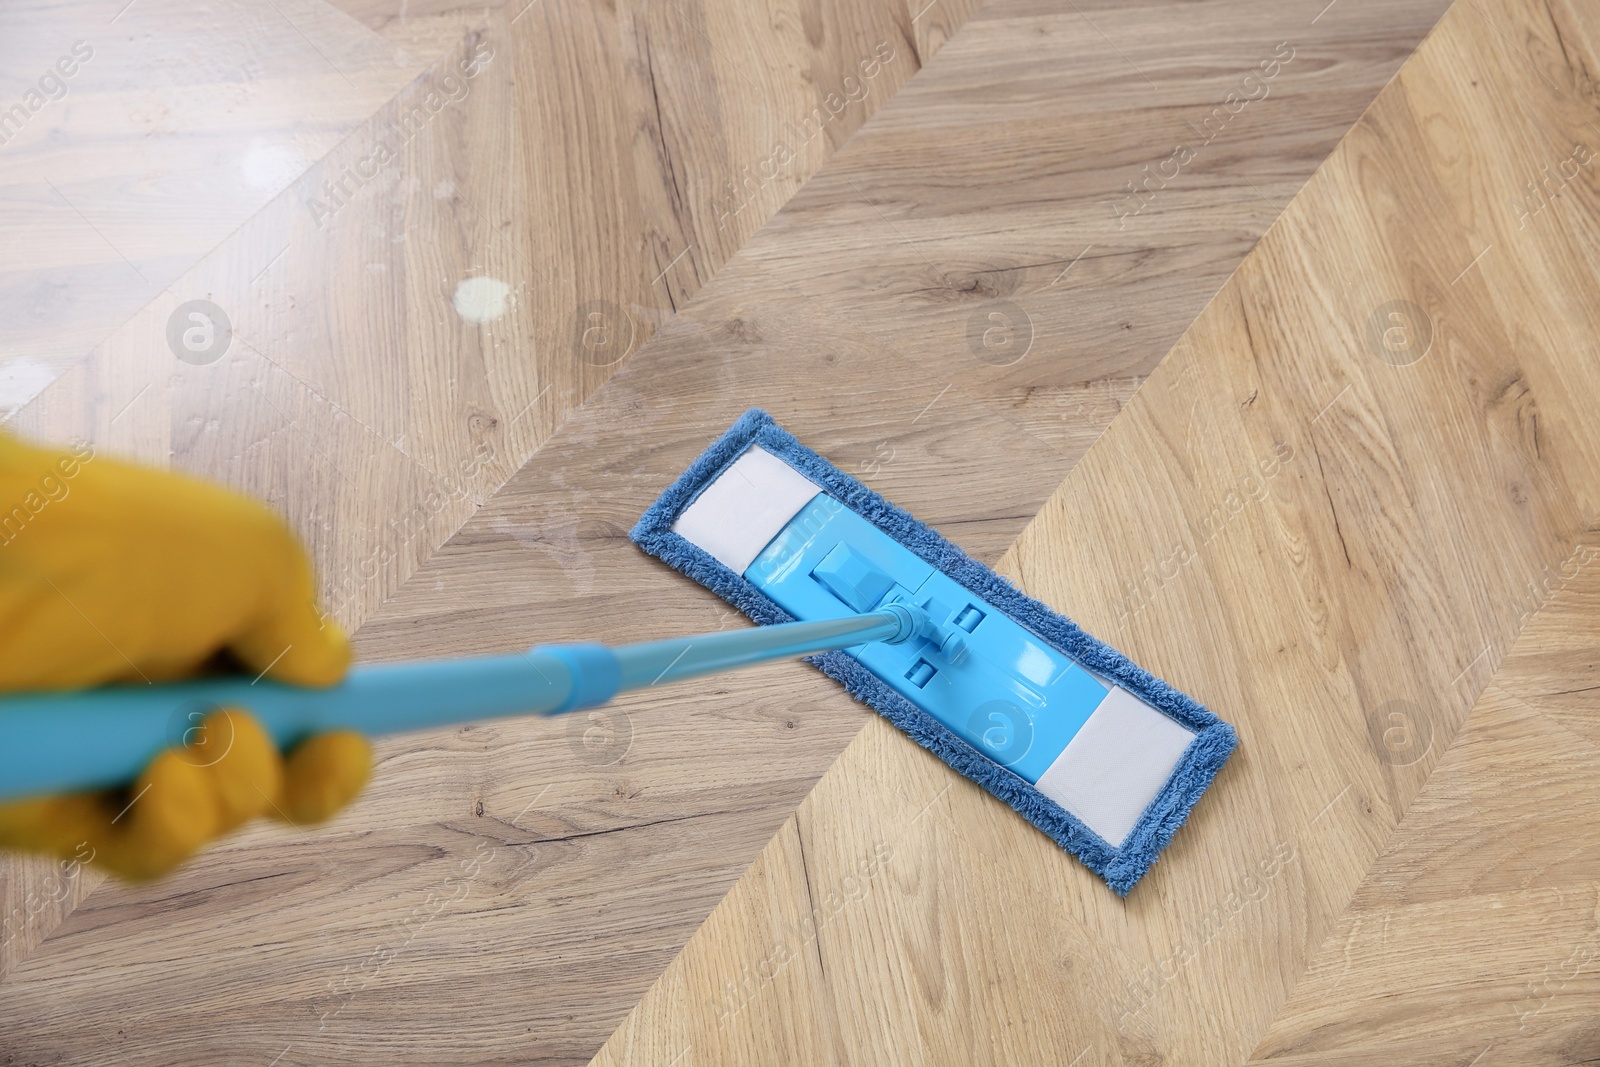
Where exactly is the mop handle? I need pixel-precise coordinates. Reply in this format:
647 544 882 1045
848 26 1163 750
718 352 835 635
0 606 923 802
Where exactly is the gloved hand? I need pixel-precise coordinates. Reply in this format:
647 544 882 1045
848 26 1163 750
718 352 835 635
0 432 371 880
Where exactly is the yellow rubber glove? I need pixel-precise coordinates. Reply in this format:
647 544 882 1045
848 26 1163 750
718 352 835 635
0 433 371 881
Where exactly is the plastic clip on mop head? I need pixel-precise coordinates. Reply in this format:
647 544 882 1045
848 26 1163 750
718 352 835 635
631 409 1237 895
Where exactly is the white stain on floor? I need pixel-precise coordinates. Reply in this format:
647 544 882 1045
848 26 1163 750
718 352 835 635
241 139 308 194
452 276 510 323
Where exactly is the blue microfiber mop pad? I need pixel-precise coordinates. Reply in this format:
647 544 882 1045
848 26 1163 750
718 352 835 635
630 409 1236 894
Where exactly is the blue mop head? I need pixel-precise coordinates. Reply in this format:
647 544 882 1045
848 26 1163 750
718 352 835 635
630 409 1235 894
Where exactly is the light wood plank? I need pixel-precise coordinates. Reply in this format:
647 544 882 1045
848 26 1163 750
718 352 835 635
1249 555 1600 1065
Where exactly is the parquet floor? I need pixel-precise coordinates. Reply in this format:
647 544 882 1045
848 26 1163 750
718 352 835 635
593 0 1600 1062
9 0 1574 1062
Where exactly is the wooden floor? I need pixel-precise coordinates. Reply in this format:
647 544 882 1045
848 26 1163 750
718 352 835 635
593 0 1600 1062
14 0 1589 1061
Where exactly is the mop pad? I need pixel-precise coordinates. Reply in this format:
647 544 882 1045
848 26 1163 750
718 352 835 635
630 409 1235 894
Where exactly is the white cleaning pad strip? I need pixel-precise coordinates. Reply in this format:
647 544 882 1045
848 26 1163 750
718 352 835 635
1034 687 1197 848
672 446 821 574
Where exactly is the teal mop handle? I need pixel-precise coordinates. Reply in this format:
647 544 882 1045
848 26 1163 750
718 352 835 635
0 606 920 802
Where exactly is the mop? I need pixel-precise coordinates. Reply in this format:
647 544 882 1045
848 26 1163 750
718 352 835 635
0 412 1233 893
631 410 1235 893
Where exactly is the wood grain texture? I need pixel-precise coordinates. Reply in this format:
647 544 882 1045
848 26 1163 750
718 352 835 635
1252 559 1600 1065
0 0 1449 1062
592 0 1600 1062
